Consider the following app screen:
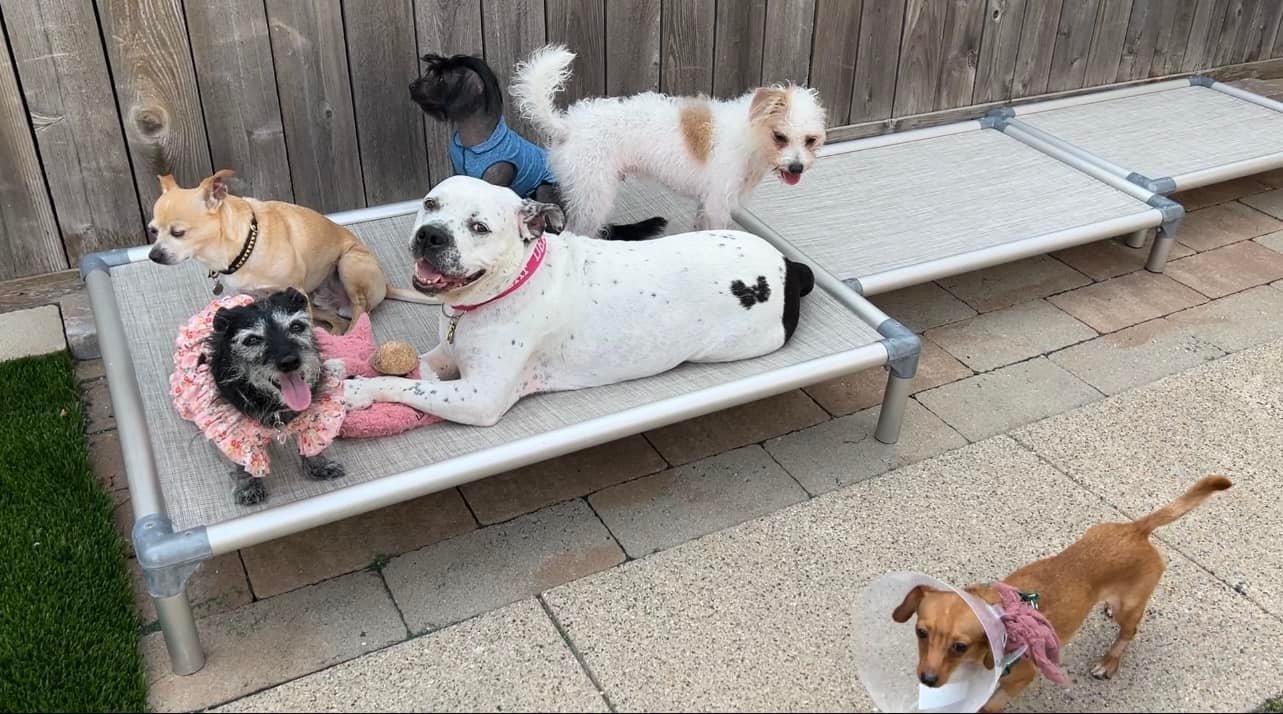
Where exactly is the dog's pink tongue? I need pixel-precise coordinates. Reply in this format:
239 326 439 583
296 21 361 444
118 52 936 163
780 170 802 186
280 372 313 412
415 259 444 283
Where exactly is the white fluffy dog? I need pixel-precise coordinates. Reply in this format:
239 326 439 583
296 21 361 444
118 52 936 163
511 45 827 236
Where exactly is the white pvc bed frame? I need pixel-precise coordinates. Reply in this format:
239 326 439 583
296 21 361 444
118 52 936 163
81 202 920 677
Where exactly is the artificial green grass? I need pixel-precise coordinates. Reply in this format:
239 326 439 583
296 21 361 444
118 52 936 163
0 353 146 712
1259 696 1283 713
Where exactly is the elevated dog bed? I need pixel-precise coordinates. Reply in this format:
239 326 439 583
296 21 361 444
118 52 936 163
741 116 1177 295
84 179 919 675
1012 77 1283 194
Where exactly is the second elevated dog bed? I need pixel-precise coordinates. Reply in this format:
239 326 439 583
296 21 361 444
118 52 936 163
85 179 918 676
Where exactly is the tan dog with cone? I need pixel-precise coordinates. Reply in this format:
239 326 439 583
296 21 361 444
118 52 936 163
148 170 432 332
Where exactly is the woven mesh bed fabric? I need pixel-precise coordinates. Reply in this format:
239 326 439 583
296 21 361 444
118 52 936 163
111 180 883 530
743 128 1155 284
1020 85 1283 181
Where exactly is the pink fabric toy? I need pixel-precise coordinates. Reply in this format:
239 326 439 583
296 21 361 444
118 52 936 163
992 582 1070 686
313 314 442 438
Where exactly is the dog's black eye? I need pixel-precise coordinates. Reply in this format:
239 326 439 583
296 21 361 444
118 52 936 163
171 228 186 238
915 627 927 640
951 642 968 654
470 221 490 234
147 225 159 238
423 197 439 211
289 321 307 334
773 131 788 146
242 335 262 347
805 135 817 147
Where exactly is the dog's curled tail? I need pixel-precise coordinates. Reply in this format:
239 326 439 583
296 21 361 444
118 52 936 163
511 44 575 142
1131 475 1231 536
385 286 442 305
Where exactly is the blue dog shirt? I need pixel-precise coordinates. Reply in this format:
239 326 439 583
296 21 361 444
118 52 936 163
449 117 556 198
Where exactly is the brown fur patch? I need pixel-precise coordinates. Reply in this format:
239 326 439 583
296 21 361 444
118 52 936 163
749 87 790 124
680 102 714 163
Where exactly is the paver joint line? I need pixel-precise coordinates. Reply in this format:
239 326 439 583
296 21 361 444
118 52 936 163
538 596 617 713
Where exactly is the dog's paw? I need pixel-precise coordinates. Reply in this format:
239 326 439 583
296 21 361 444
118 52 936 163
342 378 376 410
324 358 348 380
233 477 268 506
303 455 346 481
1090 660 1118 680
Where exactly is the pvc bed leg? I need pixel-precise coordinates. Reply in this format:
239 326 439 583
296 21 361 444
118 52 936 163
1146 219 1181 273
874 319 921 445
1123 227 1150 249
134 513 211 675
154 592 206 675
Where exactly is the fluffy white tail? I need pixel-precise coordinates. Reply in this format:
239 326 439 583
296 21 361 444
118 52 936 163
511 44 575 142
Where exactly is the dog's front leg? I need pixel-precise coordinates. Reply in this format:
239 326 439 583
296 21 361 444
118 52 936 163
344 374 518 427
696 194 732 231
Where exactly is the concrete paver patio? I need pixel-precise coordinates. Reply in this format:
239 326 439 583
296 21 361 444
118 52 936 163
5 105 1283 712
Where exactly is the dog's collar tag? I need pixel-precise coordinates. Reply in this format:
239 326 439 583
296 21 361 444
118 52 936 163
445 313 461 345
209 274 224 295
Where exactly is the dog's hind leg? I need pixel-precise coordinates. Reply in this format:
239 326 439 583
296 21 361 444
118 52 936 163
337 247 388 323
1092 569 1160 679
554 155 617 236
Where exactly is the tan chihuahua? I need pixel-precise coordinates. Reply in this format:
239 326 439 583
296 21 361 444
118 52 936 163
148 170 431 331
893 475 1231 712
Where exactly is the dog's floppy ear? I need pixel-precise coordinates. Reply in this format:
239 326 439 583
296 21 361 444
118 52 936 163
518 199 565 242
157 174 179 194
749 87 789 124
212 307 234 335
199 169 236 210
892 585 927 623
274 287 310 314
982 647 995 670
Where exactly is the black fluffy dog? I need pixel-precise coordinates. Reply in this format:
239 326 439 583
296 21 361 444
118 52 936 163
206 289 345 505
410 52 666 241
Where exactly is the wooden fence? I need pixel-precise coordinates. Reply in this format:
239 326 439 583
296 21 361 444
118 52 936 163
2 0 1282 280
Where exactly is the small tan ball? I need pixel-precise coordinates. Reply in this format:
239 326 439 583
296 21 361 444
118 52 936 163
371 341 418 376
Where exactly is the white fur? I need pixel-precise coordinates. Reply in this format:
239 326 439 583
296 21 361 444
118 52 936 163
511 44 827 235
342 177 801 426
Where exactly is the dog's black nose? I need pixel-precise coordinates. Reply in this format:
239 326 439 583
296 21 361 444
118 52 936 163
919 672 939 687
277 355 301 372
414 225 451 253
148 246 169 264
788 161 804 174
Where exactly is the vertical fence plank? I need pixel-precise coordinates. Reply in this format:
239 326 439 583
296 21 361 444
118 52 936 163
808 0 861 124
185 0 292 201
973 0 1026 103
2 0 143 260
849 0 905 121
1214 0 1252 65
1149 0 1198 75
606 0 661 94
1047 0 1101 92
0 25 62 278
97 0 212 213
936 0 986 110
762 0 816 86
1010 0 1064 97
546 0 605 102
481 0 546 135
344 0 430 204
893 0 945 115
712 0 765 98
1117 0 1164 81
1084 0 1133 84
1248 0 1283 61
1183 0 1226 70
265 0 363 212
661 0 715 95
415 0 484 185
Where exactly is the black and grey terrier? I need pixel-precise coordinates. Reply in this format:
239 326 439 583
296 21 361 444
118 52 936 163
207 288 345 505
409 52 666 241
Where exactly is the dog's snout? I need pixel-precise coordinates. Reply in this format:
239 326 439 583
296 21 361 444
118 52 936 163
787 161 804 175
148 245 171 265
919 672 939 687
276 354 301 373
414 225 452 253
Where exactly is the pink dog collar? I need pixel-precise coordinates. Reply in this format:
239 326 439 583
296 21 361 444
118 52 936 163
452 236 547 313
